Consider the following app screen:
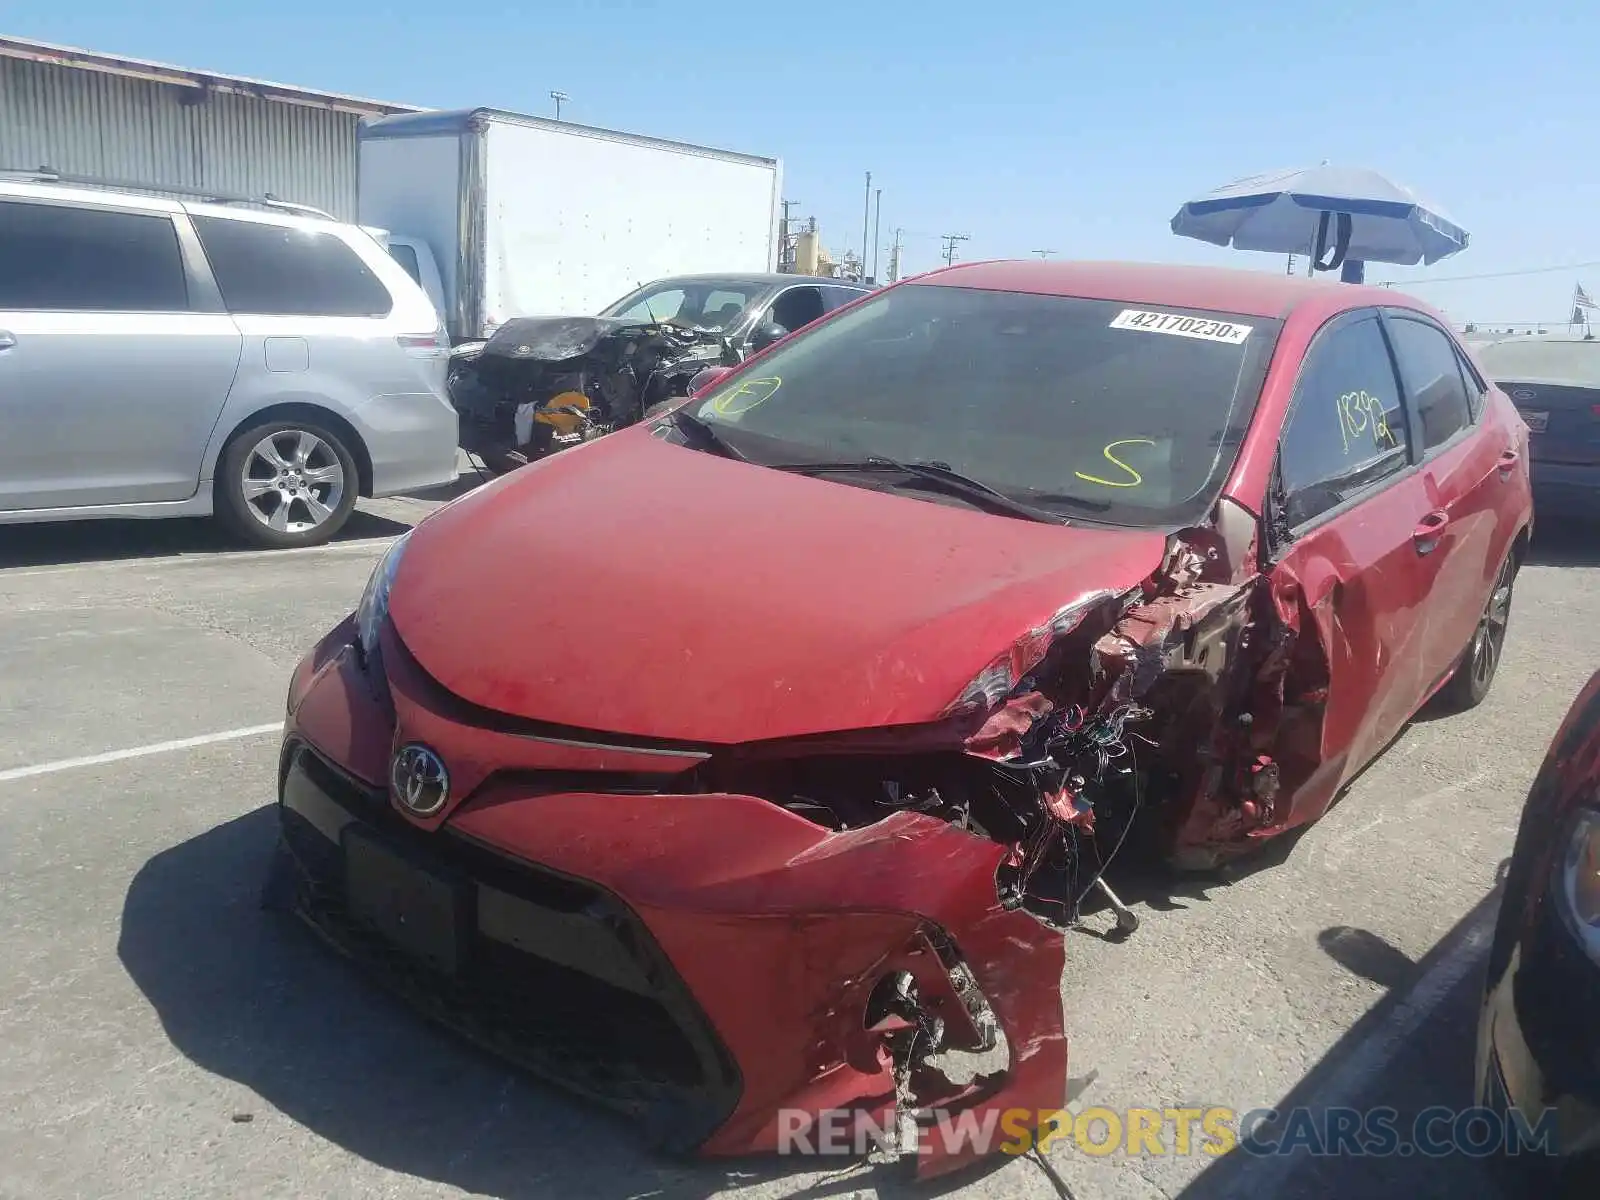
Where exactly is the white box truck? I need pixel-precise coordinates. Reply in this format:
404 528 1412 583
357 108 783 344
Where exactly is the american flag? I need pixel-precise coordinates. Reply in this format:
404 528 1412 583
1577 283 1598 310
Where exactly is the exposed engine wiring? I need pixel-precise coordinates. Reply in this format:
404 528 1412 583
1073 741 1142 911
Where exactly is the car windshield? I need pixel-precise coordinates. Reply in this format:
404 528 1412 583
601 279 767 331
687 282 1279 527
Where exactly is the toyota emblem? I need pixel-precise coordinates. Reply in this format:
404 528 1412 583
390 743 450 817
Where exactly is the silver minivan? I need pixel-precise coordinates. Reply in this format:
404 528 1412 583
0 178 460 549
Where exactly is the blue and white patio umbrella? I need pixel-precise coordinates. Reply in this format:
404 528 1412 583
1171 165 1469 283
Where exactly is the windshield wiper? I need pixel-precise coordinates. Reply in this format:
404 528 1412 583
670 407 746 461
770 456 1067 524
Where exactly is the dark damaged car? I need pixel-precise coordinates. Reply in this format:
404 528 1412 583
270 261 1533 1177
1478 668 1600 1188
446 273 870 472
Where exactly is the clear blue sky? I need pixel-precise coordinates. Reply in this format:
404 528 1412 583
7 1 1598 326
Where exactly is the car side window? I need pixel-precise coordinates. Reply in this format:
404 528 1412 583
822 285 866 311
0 200 188 313
1386 317 1473 450
191 216 393 318
769 286 826 332
1456 347 1487 421
1279 315 1411 529
388 243 423 286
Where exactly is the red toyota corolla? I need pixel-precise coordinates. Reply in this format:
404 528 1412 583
271 261 1533 1177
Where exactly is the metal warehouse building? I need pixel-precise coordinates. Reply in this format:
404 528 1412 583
0 35 423 220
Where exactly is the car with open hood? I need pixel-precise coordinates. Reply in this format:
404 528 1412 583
271 259 1533 1177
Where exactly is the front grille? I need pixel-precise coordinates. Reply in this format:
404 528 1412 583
278 743 742 1152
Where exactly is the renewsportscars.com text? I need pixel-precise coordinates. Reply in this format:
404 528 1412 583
777 1104 1560 1159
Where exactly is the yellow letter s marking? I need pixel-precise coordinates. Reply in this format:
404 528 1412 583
1076 438 1157 488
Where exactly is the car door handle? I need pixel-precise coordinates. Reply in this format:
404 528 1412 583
1413 510 1450 555
1497 448 1519 478
0 331 15 351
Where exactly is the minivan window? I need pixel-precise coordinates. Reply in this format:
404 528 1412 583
192 216 393 318
0 201 188 312
1387 317 1473 451
690 283 1279 528
389 243 423 285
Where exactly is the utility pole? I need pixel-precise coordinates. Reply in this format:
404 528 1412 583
941 233 970 266
549 91 569 120
1032 249 1057 259
861 172 872 275
887 228 904 284
779 199 801 272
871 188 882 282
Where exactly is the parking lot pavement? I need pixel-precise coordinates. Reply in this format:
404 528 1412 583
1 502 1596 1200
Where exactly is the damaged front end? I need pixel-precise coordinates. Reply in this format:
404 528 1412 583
278 503 1332 1180
447 316 740 472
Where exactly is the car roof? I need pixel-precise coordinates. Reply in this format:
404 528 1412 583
0 177 185 214
650 272 870 289
1472 334 1600 388
0 178 356 234
911 259 1425 320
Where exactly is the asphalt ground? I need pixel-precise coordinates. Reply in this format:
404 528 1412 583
2 477 1596 1200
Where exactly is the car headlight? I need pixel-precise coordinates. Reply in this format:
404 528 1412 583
354 531 411 663
1557 808 1600 958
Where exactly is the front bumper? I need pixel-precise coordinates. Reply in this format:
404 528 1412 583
277 620 1069 1178
278 739 742 1150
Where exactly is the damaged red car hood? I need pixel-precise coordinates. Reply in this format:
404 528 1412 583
391 430 1167 744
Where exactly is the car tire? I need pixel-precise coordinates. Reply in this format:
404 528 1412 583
1437 550 1517 712
215 418 360 549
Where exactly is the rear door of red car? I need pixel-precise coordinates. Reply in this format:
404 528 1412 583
1264 309 1443 820
1380 311 1514 689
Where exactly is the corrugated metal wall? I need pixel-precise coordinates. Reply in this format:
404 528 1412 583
0 55 363 219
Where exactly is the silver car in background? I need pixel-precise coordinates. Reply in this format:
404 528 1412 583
0 177 459 549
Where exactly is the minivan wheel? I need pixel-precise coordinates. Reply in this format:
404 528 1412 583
1437 551 1517 712
216 420 359 549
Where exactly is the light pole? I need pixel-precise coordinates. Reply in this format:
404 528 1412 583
872 188 882 282
550 91 569 120
861 172 872 281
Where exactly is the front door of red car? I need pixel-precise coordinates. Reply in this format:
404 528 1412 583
1264 310 1445 827
1382 312 1515 689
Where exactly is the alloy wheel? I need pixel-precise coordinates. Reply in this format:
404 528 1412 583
240 429 347 534
1471 556 1515 689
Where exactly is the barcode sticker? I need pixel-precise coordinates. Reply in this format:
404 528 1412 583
1109 309 1253 344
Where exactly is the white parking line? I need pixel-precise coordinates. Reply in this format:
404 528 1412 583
0 723 283 785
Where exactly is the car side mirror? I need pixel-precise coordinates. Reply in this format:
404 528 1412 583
750 322 789 352
688 365 733 396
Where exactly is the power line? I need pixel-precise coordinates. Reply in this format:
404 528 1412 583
1378 259 1600 287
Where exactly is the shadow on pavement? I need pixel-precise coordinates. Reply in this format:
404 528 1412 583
0 509 412 570
1173 891 1513 1200
1318 926 1417 990
117 806 1051 1200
